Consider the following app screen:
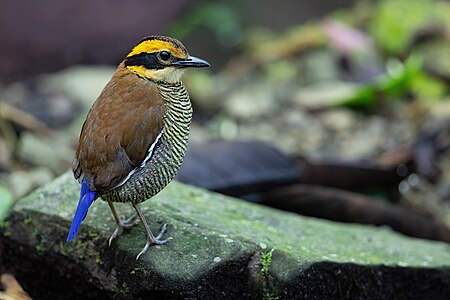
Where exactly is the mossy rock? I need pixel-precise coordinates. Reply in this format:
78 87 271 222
1 172 449 299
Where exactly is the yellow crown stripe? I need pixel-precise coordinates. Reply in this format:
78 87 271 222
127 40 188 58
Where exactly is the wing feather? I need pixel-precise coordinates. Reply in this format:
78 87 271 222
73 64 165 192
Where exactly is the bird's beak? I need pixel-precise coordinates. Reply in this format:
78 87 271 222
173 56 210 68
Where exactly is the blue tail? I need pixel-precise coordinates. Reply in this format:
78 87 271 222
67 180 97 241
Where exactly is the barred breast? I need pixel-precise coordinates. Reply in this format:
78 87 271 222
102 82 192 203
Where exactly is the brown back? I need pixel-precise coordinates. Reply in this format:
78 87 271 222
72 64 165 191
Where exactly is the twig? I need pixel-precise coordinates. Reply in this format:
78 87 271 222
262 184 450 244
0 102 52 136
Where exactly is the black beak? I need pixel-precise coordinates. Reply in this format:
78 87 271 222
173 56 210 68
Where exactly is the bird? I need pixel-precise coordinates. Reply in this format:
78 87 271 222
66 35 210 259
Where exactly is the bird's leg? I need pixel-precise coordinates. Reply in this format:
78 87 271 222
132 203 172 260
107 201 138 246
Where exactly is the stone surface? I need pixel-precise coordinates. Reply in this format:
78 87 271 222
6 167 54 200
18 132 74 174
0 186 13 221
1 172 450 299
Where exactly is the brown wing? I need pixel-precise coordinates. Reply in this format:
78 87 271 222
72 64 165 192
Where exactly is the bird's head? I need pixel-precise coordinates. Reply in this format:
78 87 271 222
124 36 210 83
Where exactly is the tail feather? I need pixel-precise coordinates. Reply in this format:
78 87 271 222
67 180 97 241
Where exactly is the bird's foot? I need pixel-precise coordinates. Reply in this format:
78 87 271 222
108 213 138 246
121 212 138 228
135 224 172 260
154 223 171 241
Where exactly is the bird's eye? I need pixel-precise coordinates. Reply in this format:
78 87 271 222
159 51 171 61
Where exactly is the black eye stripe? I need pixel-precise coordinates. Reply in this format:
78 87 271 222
124 53 165 69
124 52 185 70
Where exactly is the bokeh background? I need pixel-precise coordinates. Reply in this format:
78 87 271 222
1 0 449 243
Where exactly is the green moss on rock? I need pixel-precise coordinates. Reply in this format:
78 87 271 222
2 171 450 299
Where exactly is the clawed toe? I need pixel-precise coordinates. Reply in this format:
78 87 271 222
120 213 137 228
154 236 172 245
155 223 168 240
154 224 172 245
135 236 172 260
108 216 137 246
150 223 172 245
136 242 151 260
135 224 172 260
108 227 120 246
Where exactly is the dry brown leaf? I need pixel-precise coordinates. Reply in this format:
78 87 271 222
0 274 32 300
